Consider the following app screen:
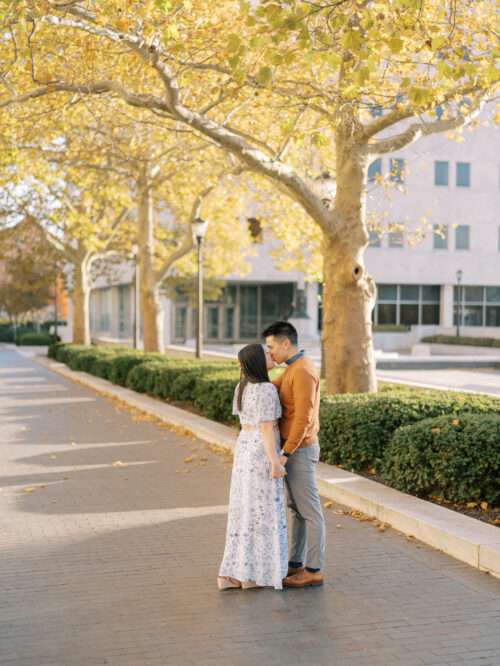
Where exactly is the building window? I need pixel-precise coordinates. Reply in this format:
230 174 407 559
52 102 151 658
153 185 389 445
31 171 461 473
248 218 263 243
389 158 406 183
367 159 382 183
368 229 381 247
486 287 500 326
99 289 111 332
455 225 470 250
434 161 449 186
118 285 128 336
453 286 486 326
456 162 470 187
433 224 448 249
375 284 440 326
370 105 383 117
174 306 187 340
388 228 404 248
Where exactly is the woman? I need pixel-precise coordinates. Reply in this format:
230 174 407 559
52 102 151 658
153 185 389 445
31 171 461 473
217 343 288 590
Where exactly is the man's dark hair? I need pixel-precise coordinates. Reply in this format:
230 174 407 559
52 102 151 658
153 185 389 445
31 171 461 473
262 320 298 346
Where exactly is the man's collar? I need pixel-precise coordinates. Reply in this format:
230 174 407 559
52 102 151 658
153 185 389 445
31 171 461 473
285 350 305 366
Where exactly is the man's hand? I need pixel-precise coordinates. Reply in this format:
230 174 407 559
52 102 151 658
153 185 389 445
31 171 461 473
279 455 289 466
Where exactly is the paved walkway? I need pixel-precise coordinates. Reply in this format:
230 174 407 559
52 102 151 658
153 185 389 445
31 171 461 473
1 348 500 666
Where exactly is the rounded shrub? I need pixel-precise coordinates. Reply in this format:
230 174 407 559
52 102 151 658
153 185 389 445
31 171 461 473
17 332 58 346
319 390 500 472
193 370 240 422
107 351 167 386
380 414 500 506
126 360 168 394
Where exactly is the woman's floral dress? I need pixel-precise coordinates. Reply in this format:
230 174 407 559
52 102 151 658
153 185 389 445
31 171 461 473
218 381 288 589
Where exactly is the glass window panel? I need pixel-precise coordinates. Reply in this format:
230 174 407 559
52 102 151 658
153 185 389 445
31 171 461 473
378 304 397 324
485 306 500 327
433 224 448 249
174 307 187 339
464 286 483 303
388 230 404 248
370 105 383 117
422 285 440 302
400 304 419 325
389 158 406 183
224 308 234 339
367 159 382 183
463 305 483 326
455 225 470 250
456 162 470 187
240 285 258 338
400 285 419 301
261 284 294 330
207 307 219 339
434 161 449 186
368 230 381 247
485 287 500 303
422 304 440 325
378 285 397 301
224 285 237 305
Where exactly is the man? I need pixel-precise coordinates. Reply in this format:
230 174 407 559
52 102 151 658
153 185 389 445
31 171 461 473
263 321 326 588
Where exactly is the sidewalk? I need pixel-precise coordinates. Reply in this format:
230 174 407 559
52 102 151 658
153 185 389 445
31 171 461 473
1 347 500 666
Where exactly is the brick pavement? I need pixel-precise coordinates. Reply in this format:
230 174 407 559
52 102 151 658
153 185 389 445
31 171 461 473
1 347 500 666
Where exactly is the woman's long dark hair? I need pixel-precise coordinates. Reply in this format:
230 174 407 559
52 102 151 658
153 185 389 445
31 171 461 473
237 343 270 411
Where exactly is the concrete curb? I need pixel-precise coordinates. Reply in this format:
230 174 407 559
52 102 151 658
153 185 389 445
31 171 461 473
36 355 500 580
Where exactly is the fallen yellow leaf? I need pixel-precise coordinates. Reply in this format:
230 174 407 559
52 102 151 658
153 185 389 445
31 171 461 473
480 501 488 511
323 501 333 509
466 502 477 508
112 460 126 467
336 524 343 528
184 456 195 463
452 419 460 426
24 487 35 493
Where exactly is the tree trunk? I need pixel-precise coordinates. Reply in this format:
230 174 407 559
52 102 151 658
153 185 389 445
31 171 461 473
72 257 91 345
138 171 164 353
321 133 377 394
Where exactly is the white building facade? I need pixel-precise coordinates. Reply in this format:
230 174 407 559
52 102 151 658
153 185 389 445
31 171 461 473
88 113 500 352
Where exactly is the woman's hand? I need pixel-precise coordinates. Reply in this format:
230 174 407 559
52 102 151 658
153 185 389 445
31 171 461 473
270 460 287 479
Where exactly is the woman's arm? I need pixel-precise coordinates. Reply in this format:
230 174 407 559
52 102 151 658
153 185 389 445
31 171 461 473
260 422 286 478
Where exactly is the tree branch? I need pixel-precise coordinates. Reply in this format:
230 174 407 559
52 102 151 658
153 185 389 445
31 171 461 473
367 100 486 155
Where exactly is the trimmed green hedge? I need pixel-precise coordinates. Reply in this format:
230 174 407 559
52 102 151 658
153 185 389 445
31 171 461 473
17 332 58 346
380 414 500 505
422 335 500 349
193 370 240 422
49 344 500 505
319 390 500 472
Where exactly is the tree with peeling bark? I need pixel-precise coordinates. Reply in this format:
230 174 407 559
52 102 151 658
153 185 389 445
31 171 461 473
38 101 254 352
0 0 498 391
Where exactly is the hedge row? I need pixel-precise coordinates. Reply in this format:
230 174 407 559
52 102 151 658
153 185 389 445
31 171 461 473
16 333 59 346
380 414 500 506
422 335 500 349
49 343 500 504
48 342 238 421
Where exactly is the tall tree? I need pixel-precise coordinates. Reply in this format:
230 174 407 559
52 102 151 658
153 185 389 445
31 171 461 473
1 0 497 389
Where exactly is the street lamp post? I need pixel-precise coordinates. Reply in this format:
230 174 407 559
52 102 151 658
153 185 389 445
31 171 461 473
456 269 463 338
191 218 209 359
131 243 139 349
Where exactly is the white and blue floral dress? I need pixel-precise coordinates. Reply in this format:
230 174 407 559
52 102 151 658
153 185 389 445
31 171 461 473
218 381 288 589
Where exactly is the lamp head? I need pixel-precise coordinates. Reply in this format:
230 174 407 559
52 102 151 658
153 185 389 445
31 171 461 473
192 217 209 242
456 269 463 282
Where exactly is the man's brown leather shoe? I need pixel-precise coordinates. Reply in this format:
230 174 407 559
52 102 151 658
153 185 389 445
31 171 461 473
283 569 323 588
287 566 305 577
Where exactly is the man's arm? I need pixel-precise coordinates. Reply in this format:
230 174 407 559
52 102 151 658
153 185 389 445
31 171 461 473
281 368 318 456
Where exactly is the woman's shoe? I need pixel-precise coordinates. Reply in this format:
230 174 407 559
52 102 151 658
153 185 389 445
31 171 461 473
241 580 260 589
217 576 242 590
